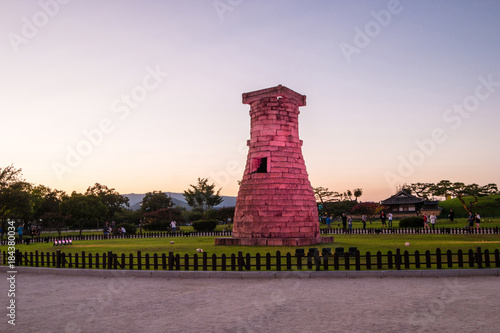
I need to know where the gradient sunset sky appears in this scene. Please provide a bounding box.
[1,0,499,202]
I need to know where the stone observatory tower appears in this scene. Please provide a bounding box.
[216,85,334,246]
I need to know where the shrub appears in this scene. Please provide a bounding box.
[143,220,169,231]
[192,219,217,232]
[121,223,137,235]
[399,217,424,228]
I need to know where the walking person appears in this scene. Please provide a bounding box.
[475,213,481,231]
[388,213,393,228]
[430,213,436,230]
[467,212,474,231]
[423,213,430,230]
[326,216,332,229]
[170,220,177,232]
[348,216,353,233]
[361,214,366,230]
[17,224,24,244]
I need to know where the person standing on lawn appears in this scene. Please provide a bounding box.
[448,209,455,223]
[430,213,437,230]
[380,211,387,227]
[341,213,347,231]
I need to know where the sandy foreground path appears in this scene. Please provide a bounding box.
[1,272,499,333]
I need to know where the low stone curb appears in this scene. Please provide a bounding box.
[1,266,499,278]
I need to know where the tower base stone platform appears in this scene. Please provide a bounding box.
[215,236,334,246]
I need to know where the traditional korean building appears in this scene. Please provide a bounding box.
[381,190,441,217]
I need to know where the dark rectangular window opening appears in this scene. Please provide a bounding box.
[252,157,268,174]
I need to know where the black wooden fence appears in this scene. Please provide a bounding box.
[4,247,499,271]
[320,226,500,235]
[3,230,233,244]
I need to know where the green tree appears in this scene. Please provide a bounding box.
[60,192,107,236]
[85,183,129,226]
[31,185,67,235]
[432,180,498,213]
[141,191,173,214]
[183,178,223,218]
[405,182,434,199]
[350,202,385,223]
[0,165,32,238]
[353,188,363,202]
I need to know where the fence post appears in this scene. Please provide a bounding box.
[467,249,474,268]
[436,248,442,269]
[222,253,227,271]
[168,252,174,270]
[395,249,401,270]
[128,253,133,270]
[238,251,244,271]
[15,249,20,266]
[403,251,410,269]
[266,253,271,270]
[203,252,208,271]
[333,253,340,270]
[137,251,142,270]
[484,249,490,268]
[212,253,217,271]
[231,254,236,271]
[425,250,431,269]
[476,247,483,269]
[387,251,393,269]
[108,251,113,269]
[457,250,463,268]
[314,249,320,271]
[276,251,282,271]
[355,250,361,271]
[494,249,500,267]
[366,251,371,270]
[446,250,453,268]
[56,250,61,268]
[376,251,382,269]
[193,254,198,270]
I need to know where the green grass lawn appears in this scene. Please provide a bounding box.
[6,233,500,258]
[320,217,500,230]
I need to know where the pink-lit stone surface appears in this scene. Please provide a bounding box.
[217,85,332,246]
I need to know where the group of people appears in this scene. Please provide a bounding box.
[422,213,438,230]
[379,211,393,228]
[14,223,41,243]
[467,212,481,230]
[103,221,126,238]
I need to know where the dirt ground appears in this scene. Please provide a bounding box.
[1,272,499,333]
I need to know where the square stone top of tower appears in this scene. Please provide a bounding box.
[242,84,306,106]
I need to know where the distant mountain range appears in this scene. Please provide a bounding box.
[124,192,237,211]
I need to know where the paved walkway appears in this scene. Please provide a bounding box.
[1,269,499,333]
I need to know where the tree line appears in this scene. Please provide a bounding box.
[0,165,229,237]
